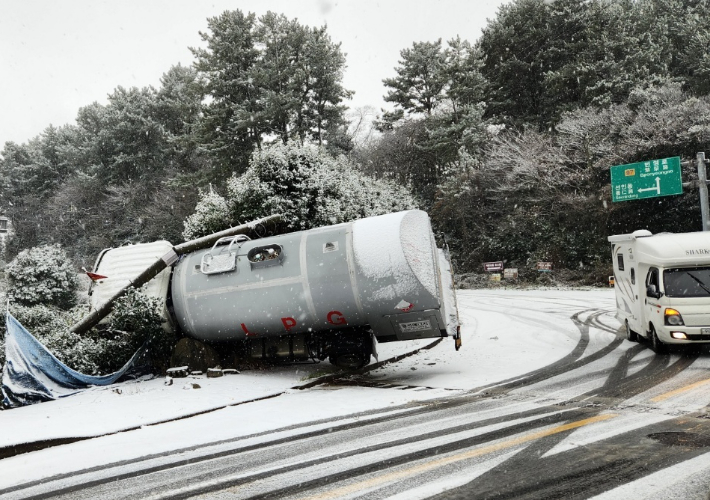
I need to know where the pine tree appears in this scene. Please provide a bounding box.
[192,10,352,174]
[383,39,448,116]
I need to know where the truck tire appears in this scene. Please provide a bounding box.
[625,320,638,342]
[649,325,666,354]
[329,352,369,370]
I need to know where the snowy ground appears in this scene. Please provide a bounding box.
[0,288,619,490]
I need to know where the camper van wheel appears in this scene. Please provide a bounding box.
[625,320,638,342]
[649,325,666,354]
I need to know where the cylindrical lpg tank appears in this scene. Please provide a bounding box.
[170,210,448,342]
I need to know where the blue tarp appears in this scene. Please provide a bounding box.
[1,313,144,408]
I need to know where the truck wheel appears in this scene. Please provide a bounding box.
[649,325,666,354]
[329,353,369,370]
[625,320,638,342]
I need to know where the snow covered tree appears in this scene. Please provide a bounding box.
[74,86,172,185]
[0,61,210,264]
[360,105,489,209]
[383,40,448,116]
[431,126,599,272]
[444,37,488,115]
[191,10,259,176]
[0,288,172,375]
[0,303,107,374]
[155,64,204,143]
[478,0,553,127]
[676,1,710,95]
[476,0,710,129]
[383,37,487,119]
[182,188,231,241]
[0,126,79,253]
[375,36,489,207]
[6,244,78,309]
[555,82,710,236]
[192,10,352,174]
[433,81,710,275]
[105,288,175,373]
[183,142,417,239]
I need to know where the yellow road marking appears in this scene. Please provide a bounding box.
[302,413,617,500]
[650,378,710,403]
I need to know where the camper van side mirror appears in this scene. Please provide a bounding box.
[646,284,662,299]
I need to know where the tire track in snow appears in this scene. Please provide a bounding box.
[1,402,569,500]
[471,309,623,395]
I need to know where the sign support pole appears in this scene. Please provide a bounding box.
[698,152,710,231]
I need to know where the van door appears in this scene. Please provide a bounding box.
[644,267,662,334]
[613,245,639,330]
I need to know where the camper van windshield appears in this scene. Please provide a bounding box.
[664,267,710,297]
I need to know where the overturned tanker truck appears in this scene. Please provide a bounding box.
[82,210,460,369]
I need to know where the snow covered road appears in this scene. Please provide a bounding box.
[4,289,710,499]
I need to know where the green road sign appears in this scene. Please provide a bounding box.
[610,156,683,202]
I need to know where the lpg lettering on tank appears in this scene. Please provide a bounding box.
[281,317,297,331]
[241,323,257,337]
[327,311,347,325]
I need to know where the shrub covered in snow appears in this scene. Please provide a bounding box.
[5,244,78,310]
[106,288,176,372]
[182,189,231,242]
[0,288,175,375]
[183,143,418,239]
[0,303,106,374]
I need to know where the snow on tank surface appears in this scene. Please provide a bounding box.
[352,210,438,302]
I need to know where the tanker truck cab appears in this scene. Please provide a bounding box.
[608,230,710,352]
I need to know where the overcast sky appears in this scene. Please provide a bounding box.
[0,0,509,147]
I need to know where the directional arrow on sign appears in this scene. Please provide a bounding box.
[637,176,661,194]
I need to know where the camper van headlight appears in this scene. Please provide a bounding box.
[664,308,685,326]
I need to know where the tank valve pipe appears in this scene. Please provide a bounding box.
[69,214,282,335]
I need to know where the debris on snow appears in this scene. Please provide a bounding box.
[166,366,189,378]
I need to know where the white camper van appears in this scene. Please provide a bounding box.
[608,230,710,352]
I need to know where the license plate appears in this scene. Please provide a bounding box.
[702,328,710,335]
[399,320,431,333]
